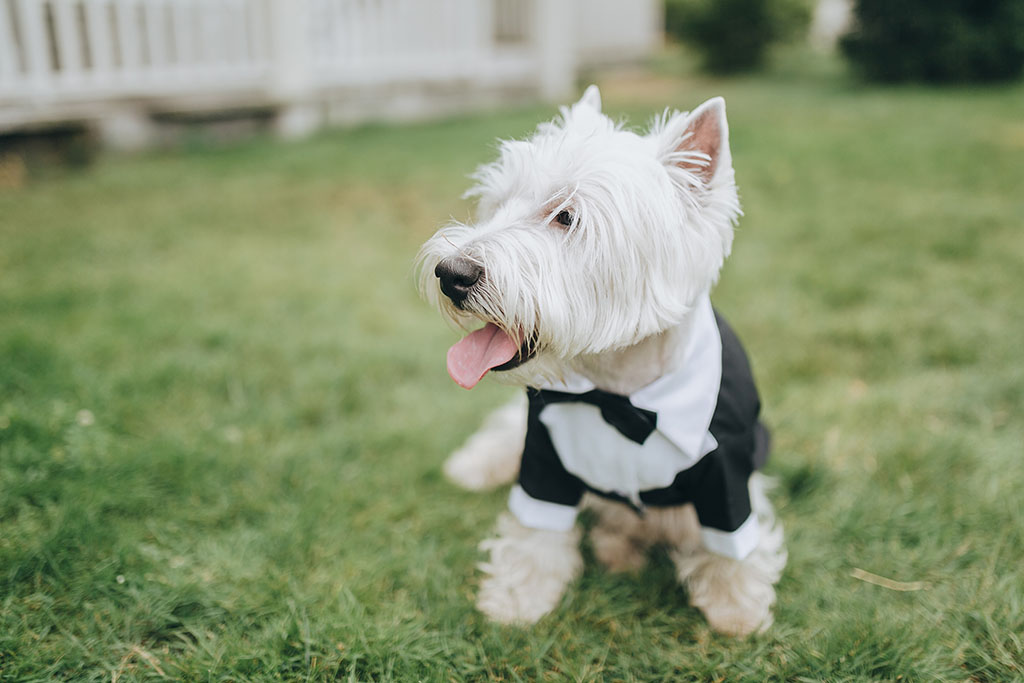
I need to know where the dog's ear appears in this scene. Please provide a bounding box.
[654,97,730,185]
[575,85,602,113]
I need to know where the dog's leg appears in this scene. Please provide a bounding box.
[586,495,657,573]
[443,395,526,491]
[668,474,787,636]
[476,512,582,624]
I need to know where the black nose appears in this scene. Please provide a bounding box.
[435,257,483,306]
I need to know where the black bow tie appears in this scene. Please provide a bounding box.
[529,387,658,445]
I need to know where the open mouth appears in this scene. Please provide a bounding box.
[445,323,536,389]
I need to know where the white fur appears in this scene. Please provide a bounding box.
[443,394,526,491]
[476,513,582,624]
[671,474,787,636]
[418,86,785,636]
[417,87,740,386]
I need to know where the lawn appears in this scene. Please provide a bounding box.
[1,53,1023,680]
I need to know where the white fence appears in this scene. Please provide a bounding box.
[3,0,270,100]
[0,0,583,141]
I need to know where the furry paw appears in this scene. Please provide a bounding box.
[672,522,786,637]
[443,444,519,491]
[476,570,571,625]
[443,397,525,491]
[700,599,773,637]
[476,514,582,624]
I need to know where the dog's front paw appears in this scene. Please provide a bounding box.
[443,444,518,491]
[680,553,776,636]
[673,529,785,637]
[443,398,526,491]
[476,569,568,625]
[699,599,773,637]
[475,514,582,624]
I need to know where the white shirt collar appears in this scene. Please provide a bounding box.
[536,295,723,460]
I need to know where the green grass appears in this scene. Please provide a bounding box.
[2,53,1023,680]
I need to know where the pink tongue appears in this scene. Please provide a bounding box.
[446,323,519,389]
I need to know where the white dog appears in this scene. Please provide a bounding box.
[417,86,786,636]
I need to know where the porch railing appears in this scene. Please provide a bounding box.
[0,0,574,137]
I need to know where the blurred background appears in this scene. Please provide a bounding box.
[1,0,1022,679]
[0,0,662,152]
[2,0,1021,158]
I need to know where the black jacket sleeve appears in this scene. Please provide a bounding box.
[517,388,586,507]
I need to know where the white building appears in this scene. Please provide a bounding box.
[0,0,662,148]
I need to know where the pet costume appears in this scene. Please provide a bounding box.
[508,295,769,560]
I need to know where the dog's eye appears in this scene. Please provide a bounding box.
[555,210,574,228]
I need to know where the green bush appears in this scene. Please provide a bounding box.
[841,0,1024,83]
[665,0,811,74]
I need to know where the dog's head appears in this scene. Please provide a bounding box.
[417,86,741,388]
